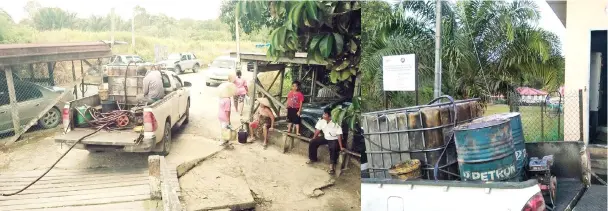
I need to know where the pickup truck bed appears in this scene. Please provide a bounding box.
[555,178,585,211]
[573,184,607,211]
[56,128,142,146]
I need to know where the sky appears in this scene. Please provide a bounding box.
[0,0,565,48]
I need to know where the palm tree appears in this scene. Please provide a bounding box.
[361,0,562,110]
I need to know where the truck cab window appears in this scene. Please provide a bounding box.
[173,76,183,88]
[161,74,171,88]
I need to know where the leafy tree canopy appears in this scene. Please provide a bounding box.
[224,0,361,84]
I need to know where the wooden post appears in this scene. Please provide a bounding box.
[47,62,55,86]
[5,67,21,135]
[80,60,85,98]
[28,64,34,79]
[310,68,316,103]
[249,62,259,122]
[148,155,162,200]
[278,68,285,117]
[72,61,78,99]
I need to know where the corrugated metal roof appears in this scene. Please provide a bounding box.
[0,42,112,66]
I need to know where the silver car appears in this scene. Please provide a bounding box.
[0,77,73,134]
[206,56,237,86]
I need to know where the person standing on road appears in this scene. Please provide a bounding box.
[248,98,275,149]
[139,66,165,104]
[218,82,237,144]
[286,81,304,136]
[306,108,344,175]
[233,70,248,115]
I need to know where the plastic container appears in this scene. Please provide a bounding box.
[101,100,118,113]
[75,106,92,125]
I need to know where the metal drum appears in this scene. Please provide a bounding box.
[454,118,518,182]
[473,113,527,181]
[499,113,527,180]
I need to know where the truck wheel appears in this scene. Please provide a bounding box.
[161,121,172,156]
[192,64,199,73]
[175,66,182,74]
[38,107,61,129]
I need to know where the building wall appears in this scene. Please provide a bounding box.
[564,0,608,142]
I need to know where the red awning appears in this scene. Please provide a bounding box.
[516,87,548,96]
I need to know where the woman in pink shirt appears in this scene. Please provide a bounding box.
[218,83,236,144]
[233,71,248,115]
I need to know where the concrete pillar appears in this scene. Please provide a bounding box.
[148,155,162,199]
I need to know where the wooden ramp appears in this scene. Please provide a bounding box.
[0,168,154,211]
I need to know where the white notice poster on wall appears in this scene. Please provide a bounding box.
[382,54,416,91]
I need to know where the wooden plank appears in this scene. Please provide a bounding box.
[30,200,156,211]
[5,68,21,135]
[0,178,148,193]
[0,173,147,186]
[0,168,146,178]
[0,184,148,201]
[55,129,142,146]
[1,193,150,211]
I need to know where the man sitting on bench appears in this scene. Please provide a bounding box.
[306,107,344,174]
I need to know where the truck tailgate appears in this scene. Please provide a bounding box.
[55,129,142,146]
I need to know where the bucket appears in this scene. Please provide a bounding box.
[101,100,118,113]
[388,159,422,180]
[454,118,518,182]
[475,113,527,180]
[75,106,92,126]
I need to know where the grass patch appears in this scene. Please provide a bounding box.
[485,104,566,142]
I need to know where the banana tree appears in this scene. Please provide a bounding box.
[236,0,361,84]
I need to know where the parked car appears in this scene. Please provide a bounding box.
[299,98,355,137]
[0,74,74,134]
[206,56,238,86]
[108,55,147,65]
[159,52,201,74]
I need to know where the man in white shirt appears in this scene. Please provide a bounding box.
[306,108,344,174]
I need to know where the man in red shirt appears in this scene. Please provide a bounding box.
[287,81,304,136]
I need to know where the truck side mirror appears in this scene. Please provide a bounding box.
[183,81,192,87]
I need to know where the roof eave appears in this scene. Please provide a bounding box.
[547,0,567,28]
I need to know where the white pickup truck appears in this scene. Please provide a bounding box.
[362,141,606,211]
[55,71,191,155]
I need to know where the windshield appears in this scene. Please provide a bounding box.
[125,56,143,63]
[211,60,235,69]
[168,54,181,60]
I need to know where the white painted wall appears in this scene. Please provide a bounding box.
[563,0,608,142]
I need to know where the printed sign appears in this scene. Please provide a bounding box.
[461,164,517,181]
[382,54,416,91]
